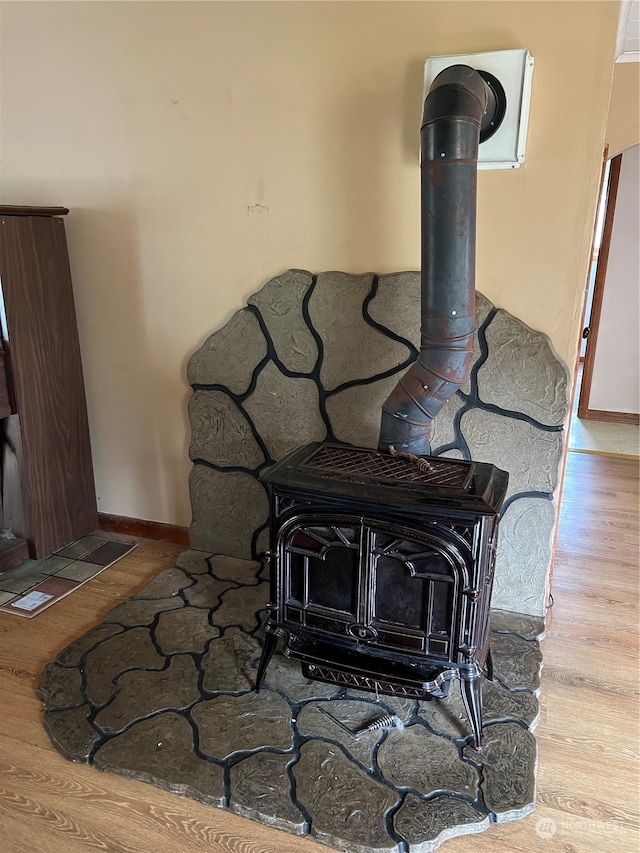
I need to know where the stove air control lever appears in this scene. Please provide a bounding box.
[347,623,378,642]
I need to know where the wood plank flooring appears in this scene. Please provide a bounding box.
[0,451,638,853]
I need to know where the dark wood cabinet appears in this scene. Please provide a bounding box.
[0,206,98,559]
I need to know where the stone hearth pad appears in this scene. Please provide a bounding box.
[38,550,543,853]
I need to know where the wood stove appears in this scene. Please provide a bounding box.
[256,441,508,749]
[256,66,512,750]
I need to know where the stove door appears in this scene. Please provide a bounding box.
[276,515,468,665]
[280,522,362,637]
[370,530,462,660]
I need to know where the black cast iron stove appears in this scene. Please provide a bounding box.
[256,441,508,749]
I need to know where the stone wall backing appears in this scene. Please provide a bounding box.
[187,270,569,617]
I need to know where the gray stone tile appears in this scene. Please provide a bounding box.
[182,574,230,609]
[491,632,543,691]
[192,691,292,759]
[44,705,101,763]
[427,393,465,452]
[55,560,105,584]
[184,269,568,618]
[176,549,215,575]
[56,535,106,559]
[491,608,546,641]
[243,362,326,462]
[326,373,404,449]
[189,390,265,468]
[93,711,225,807]
[369,271,421,345]
[208,554,262,585]
[230,751,307,833]
[37,663,83,709]
[211,582,269,630]
[460,291,496,396]
[201,629,261,693]
[394,793,490,852]
[293,740,398,853]
[103,596,184,627]
[477,678,541,730]
[247,269,317,374]
[94,654,201,733]
[377,724,478,797]
[493,496,557,618]
[0,590,16,606]
[479,309,569,425]
[84,627,166,706]
[186,308,267,394]
[309,271,410,393]
[132,567,193,600]
[460,407,564,497]
[36,555,74,575]
[296,699,401,772]
[463,722,536,820]
[189,466,269,559]
[343,690,417,723]
[418,692,469,740]
[154,607,219,655]
[38,542,541,853]
[0,569,48,594]
[56,623,125,667]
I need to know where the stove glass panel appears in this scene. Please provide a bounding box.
[286,525,359,615]
[372,531,455,643]
[374,556,428,628]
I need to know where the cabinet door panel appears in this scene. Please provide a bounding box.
[0,213,97,556]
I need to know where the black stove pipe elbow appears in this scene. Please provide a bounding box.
[378,65,493,456]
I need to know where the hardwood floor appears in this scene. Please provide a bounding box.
[0,451,637,853]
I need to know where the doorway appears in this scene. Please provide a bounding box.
[577,146,639,426]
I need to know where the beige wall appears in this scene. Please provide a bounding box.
[606,61,640,156]
[0,1,618,527]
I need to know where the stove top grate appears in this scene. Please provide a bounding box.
[300,444,474,490]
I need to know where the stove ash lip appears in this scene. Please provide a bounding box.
[379,64,492,458]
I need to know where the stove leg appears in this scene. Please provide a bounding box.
[460,674,483,750]
[486,646,494,681]
[255,630,278,692]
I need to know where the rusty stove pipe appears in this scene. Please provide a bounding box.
[378,65,494,456]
